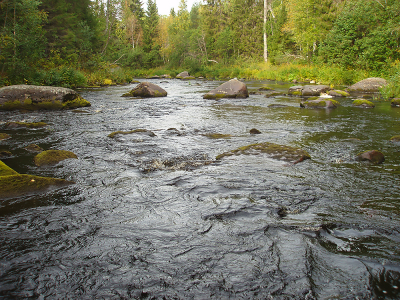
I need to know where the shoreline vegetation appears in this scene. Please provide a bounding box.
[79,61,400,100]
[1,0,400,99]
[1,59,399,99]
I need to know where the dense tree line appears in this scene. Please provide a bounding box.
[0,0,399,86]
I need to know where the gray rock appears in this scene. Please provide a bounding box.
[203,78,249,99]
[301,85,331,96]
[347,77,387,93]
[122,82,167,98]
[0,85,90,110]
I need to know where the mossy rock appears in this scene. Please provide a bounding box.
[216,142,311,164]
[34,150,78,167]
[0,160,18,176]
[390,135,400,142]
[203,78,249,99]
[352,99,375,108]
[108,129,156,138]
[203,133,232,139]
[356,150,385,164]
[25,144,44,152]
[0,174,74,199]
[391,98,400,107]
[328,90,350,97]
[0,133,10,140]
[6,121,47,129]
[300,99,340,109]
[0,85,91,111]
[258,87,273,91]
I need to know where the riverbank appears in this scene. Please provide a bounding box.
[2,61,399,98]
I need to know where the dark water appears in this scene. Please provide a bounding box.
[0,79,400,299]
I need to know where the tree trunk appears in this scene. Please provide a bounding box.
[263,0,267,62]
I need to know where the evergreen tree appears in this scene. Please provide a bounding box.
[0,0,46,82]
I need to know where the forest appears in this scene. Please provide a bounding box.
[1,0,400,96]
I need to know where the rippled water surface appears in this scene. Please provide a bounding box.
[1,79,400,299]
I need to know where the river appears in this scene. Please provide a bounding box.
[0,79,400,299]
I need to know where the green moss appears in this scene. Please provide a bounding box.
[291,91,302,96]
[34,150,78,167]
[0,100,22,110]
[329,90,350,97]
[7,121,48,128]
[391,98,400,107]
[0,133,10,140]
[390,135,400,142]
[0,160,18,176]
[204,133,232,139]
[0,174,74,199]
[353,99,375,108]
[62,96,91,109]
[108,129,156,138]
[216,142,311,163]
[0,96,90,111]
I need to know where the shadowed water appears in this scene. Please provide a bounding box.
[0,79,400,299]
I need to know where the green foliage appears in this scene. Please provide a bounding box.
[0,0,47,83]
[321,0,400,71]
[31,67,87,88]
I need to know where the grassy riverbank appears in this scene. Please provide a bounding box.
[84,61,400,99]
[2,61,399,98]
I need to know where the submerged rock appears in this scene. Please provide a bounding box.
[356,150,385,164]
[0,174,73,199]
[140,154,213,172]
[203,78,249,99]
[122,82,167,98]
[391,98,400,107]
[203,133,232,139]
[34,150,78,167]
[0,151,12,159]
[24,144,44,152]
[6,121,47,129]
[300,99,340,109]
[352,99,375,108]
[108,129,156,138]
[0,160,73,198]
[216,142,311,164]
[0,85,91,111]
[0,133,10,140]
[347,77,387,93]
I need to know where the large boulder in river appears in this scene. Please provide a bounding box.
[0,85,91,111]
[122,82,167,98]
[288,85,331,96]
[216,142,311,164]
[203,78,249,99]
[347,77,387,93]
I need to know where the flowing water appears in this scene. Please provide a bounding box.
[0,79,400,299]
